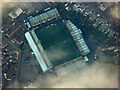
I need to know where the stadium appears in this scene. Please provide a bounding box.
[25,8,90,74]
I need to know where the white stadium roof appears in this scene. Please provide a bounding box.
[25,30,52,72]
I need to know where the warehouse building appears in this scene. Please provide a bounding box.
[8,7,23,19]
[25,30,52,72]
[27,8,60,28]
[66,20,90,55]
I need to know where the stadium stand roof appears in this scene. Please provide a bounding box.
[25,30,52,72]
[55,56,88,76]
[66,20,90,55]
[28,8,60,27]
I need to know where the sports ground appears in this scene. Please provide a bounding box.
[35,19,81,66]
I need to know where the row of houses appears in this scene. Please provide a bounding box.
[66,20,90,55]
[4,22,23,45]
[5,22,22,38]
[0,39,12,51]
[0,39,8,49]
[12,36,23,45]
[27,8,60,28]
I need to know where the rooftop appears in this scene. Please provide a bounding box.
[5,22,22,37]
[55,56,87,76]
[28,8,60,27]
[25,30,52,72]
[8,7,23,19]
[12,36,23,45]
[66,20,90,55]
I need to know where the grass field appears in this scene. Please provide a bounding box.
[35,20,81,66]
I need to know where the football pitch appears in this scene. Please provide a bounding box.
[35,20,81,66]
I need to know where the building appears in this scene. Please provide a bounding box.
[27,8,60,28]
[5,22,22,38]
[55,56,88,76]
[66,20,90,55]
[0,65,2,90]
[0,40,8,49]
[12,36,23,45]
[8,7,23,19]
[26,22,32,29]
[25,30,52,73]
[4,44,12,51]
[0,51,2,65]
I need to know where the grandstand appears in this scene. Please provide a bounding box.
[55,56,88,76]
[25,30,52,72]
[66,20,90,55]
[27,8,60,27]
